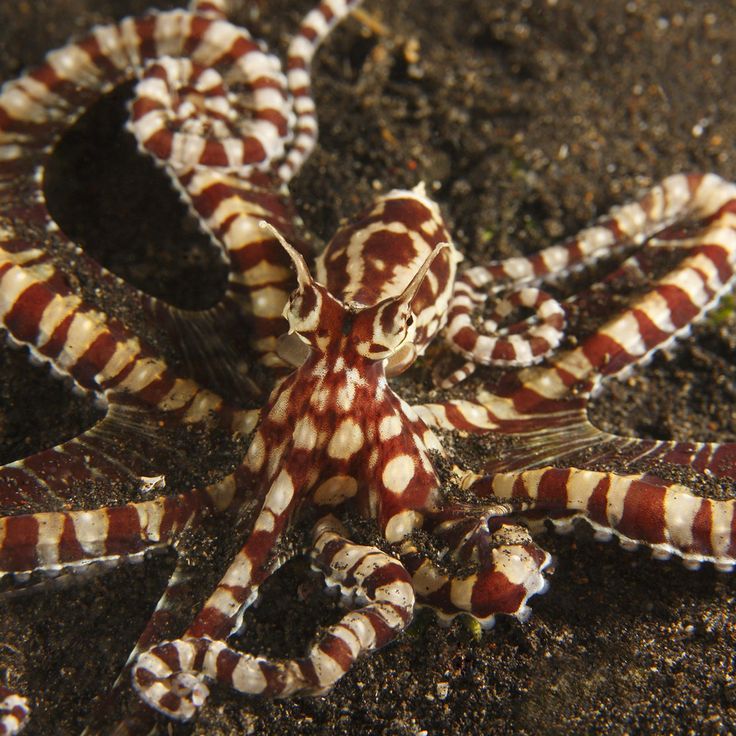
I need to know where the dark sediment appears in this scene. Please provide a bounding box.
[0,1,735,734]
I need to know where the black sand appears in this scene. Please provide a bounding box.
[0,1,735,734]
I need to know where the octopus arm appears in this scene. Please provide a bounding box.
[469,467,736,572]
[132,515,415,719]
[0,486,219,578]
[441,173,736,388]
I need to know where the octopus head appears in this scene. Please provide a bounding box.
[262,221,448,365]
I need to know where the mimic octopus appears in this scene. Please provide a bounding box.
[0,0,735,733]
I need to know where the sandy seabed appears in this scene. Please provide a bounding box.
[0,1,735,734]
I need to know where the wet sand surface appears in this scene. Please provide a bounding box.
[0,1,735,734]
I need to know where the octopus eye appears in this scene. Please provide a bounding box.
[286,296,300,318]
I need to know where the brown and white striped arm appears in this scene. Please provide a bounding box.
[189,0,230,20]
[0,0,365,380]
[125,1,367,366]
[0,484,230,578]
[0,240,236,422]
[415,393,736,485]
[465,467,736,573]
[0,235,256,504]
[80,552,224,734]
[488,176,736,412]
[279,0,366,182]
[441,282,566,387]
[442,173,736,386]
[400,507,551,628]
[466,173,735,287]
[131,515,415,720]
[587,436,736,482]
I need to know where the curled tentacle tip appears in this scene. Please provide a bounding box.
[133,673,209,722]
[171,673,210,708]
[132,644,211,722]
[0,689,30,736]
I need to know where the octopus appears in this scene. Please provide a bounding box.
[0,0,734,734]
